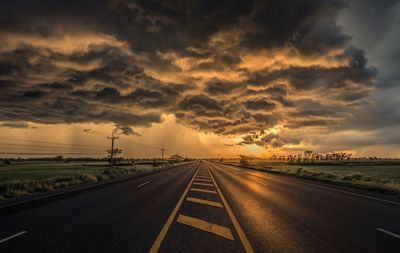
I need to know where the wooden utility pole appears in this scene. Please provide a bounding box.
[160,147,167,161]
[107,132,119,167]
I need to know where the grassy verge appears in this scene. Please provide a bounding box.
[219,159,400,195]
[0,162,168,200]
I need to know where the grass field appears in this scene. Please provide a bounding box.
[0,161,164,200]
[221,159,400,195]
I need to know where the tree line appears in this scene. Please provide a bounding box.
[270,151,353,164]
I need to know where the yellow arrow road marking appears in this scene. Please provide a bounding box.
[192,182,214,187]
[196,175,211,179]
[190,188,217,194]
[195,178,212,182]
[186,197,223,208]
[177,215,234,240]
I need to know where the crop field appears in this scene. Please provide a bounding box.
[222,159,400,195]
[0,161,161,200]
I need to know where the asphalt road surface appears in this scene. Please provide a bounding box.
[0,161,399,252]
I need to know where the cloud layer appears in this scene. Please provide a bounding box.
[1,0,395,152]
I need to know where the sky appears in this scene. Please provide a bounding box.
[0,0,399,158]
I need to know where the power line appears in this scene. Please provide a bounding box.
[125,140,160,150]
[0,137,102,149]
[0,143,105,151]
[0,108,110,138]
[0,152,102,155]
[54,124,109,137]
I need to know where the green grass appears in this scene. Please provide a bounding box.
[0,161,163,199]
[222,159,400,195]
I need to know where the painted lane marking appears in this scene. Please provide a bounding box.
[190,188,217,194]
[208,167,255,253]
[148,168,199,253]
[192,182,214,187]
[186,197,223,208]
[196,175,211,179]
[377,228,400,239]
[248,172,260,176]
[177,214,233,240]
[137,181,151,188]
[0,231,27,244]
[284,178,400,206]
[255,180,267,186]
[195,178,212,182]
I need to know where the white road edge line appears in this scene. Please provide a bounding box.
[0,231,27,244]
[377,228,400,239]
[137,181,150,188]
[284,178,400,206]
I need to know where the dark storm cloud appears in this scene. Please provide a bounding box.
[239,0,348,53]
[204,79,246,95]
[285,119,332,129]
[245,51,376,92]
[241,84,295,107]
[179,94,223,112]
[237,130,302,148]
[243,98,276,111]
[115,124,141,136]
[335,0,400,150]
[0,35,189,129]
[0,0,392,148]
[1,121,30,129]
[252,113,279,124]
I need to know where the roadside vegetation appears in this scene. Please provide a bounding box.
[0,160,173,200]
[220,158,400,195]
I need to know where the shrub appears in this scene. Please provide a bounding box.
[78,174,98,183]
[341,174,364,181]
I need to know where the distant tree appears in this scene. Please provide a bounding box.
[55,155,63,162]
[107,148,123,165]
[347,153,352,160]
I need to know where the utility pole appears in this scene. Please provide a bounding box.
[107,131,119,167]
[160,147,167,161]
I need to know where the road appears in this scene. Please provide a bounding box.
[0,161,399,252]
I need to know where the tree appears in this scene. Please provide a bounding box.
[107,148,123,165]
[55,155,63,162]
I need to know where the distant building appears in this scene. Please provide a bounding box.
[170,154,185,162]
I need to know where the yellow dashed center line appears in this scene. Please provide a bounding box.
[190,188,217,194]
[195,178,212,182]
[177,214,234,240]
[192,182,214,187]
[208,166,255,253]
[186,197,223,208]
[196,176,211,179]
[149,165,253,253]
[148,168,199,253]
